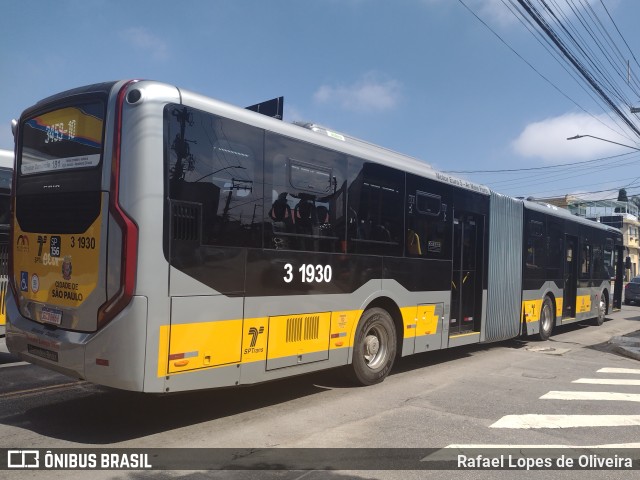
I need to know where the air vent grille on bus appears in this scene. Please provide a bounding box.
[171,201,202,242]
[16,192,101,234]
[286,315,320,343]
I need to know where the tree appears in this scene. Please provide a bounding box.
[618,188,629,202]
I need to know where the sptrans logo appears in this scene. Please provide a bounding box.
[244,326,265,354]
[249,326,264,347]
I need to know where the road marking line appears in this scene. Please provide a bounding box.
[597,367,640,375]
[0,361,30,369]
[541,391,640,402]
[490,414,640,429]
[572,378,640,386]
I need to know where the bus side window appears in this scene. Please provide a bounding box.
[405,178,451,259]
[165,106,263,249]
[265,133,346,253]
[347,160,404,256]
[581,244,592,277]
[604,238,615,278]
[526,220,545,270]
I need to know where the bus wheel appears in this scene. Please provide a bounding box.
[538,296,554,341]
[593,296,606,326]
[349,307,397,386]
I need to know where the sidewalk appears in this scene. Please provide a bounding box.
[609,329,640,361]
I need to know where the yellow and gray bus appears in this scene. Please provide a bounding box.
[5,80,624,392]
[0,148,12,336]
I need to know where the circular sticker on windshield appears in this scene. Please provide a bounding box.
[31,273,40,293]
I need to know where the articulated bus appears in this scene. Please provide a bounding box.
[0,149,12,336]
[6,80,624,392]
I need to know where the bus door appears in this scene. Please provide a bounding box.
[450,212,483,335]
[563,235,578,318]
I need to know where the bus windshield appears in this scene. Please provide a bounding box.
[20,102,105,176]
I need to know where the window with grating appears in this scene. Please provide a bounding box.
[171,201,201,242]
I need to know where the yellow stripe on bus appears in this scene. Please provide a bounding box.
[523,295,596,323]
[158,309,363,377]
[157,295,595,378]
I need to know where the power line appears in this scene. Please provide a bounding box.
[456,0,640,200]
[515,0,640,138]
[599,0,640,72]
[462,0,638,144]
[457,0,598,119]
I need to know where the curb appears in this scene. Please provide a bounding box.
[609,334,640,361]
[612,345,640,361]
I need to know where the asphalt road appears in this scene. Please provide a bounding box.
[1,306,640,480]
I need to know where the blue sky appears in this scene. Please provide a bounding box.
[2,0,640,201]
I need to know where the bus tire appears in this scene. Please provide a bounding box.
[593,294,606,326]
[349,307,397,386]
[538,296,554,341]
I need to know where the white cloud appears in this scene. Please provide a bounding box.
[283,104,305,124]
[511,112,638,162]
[424,0,518,26]
[313,73,402,112]
[474,0,519,27]
[120,27,169,61]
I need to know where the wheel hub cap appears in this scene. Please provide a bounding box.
[365,335,380,358]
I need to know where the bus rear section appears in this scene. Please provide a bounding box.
[6,81,154,390]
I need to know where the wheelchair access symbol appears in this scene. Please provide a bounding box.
[20,271,29,292]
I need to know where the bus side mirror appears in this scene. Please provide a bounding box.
[11,119,17,138]
[625,257,632,270]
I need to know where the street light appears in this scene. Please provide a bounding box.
[566,134,640,151]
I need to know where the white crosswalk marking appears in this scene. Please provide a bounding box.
[572,378,640,386]
[597,367,640,375]
[491,367,640,432]
[540,391,640,402]
[490,414,640,429]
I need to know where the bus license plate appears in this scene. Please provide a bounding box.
[27,344,59,362]
[41,307,63,325]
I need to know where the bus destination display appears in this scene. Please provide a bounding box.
[20,103,104,175]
